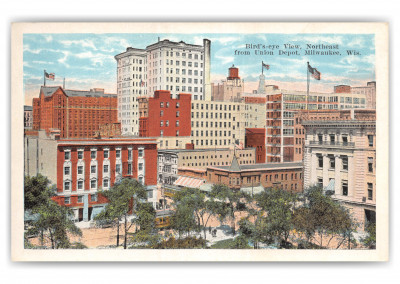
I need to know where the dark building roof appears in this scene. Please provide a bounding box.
[40,86,117,98]
[209,162,303,172]
[24,105,33,111]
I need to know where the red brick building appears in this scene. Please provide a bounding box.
[207,157,303,193]
[32,86,118,139]
[138,90,191,137]
[245,128,266,163]
[334,85,351,93]
[24,130,158,222]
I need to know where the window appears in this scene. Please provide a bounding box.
[64,181,70,191]
[342,181,348,196]
[139,148,144,158]
[91,165,96,174]
[318,134,323,143]
[160,102,164,108]
[342,135,348,145]
[368,183,373,200]
[176,111,180,117]
[91,179,97,189]
[91,194,97,202]
[104,150,109,159]
[368,135,374,147]
[91,150,96,159]
[128,149,132,160]
[71,178,81,190]
[64,151,70,160]
[368,157,374,172]
[103,165,109,173]
[317,178,323,188]
[138,176,144,184]
[329,134,335,144]
[160,110,164,117]
[78,151,83,159]
[342,156,348,170]
[318,154,323,168]
[176,120,179,127]
[64,166,70,175]
[116,164,121,174]
[329,155,335,169]
[103,179,109,188]
[139,163,143,171]
[116,149,121,159]
[64,197,70,204]
[77,196,83,203]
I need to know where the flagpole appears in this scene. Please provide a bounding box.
[63,77,65,89]
[261,61,264,75]
[44,70,46,86]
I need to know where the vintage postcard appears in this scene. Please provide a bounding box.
[11,22,389,261]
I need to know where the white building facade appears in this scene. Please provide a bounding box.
[115,39,211,136]
[303,111,376,231]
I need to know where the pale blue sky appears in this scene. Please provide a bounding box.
[23,33,375,105]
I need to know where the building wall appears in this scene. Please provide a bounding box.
[303,113,376,230]
[351,81,376,109]
[115,48,147,136]
[24,131,158,221]
[245,128,266,163]
[32,87,118,139]
[207,164,303,192]
[190,99,266,149]
[139,90,191,138]
[24,107,33,129]
[264,89,367,163]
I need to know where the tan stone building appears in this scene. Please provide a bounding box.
[303,109,376,231]
[190,99,266,149]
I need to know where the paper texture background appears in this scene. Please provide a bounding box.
[11,22,389,261]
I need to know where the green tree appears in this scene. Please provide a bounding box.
[209,184,246,236]
[172,187,216,241]
[255,188,297,247]
[129,202,160,248]
[95,178,147,249]
[293,186,356,248]
[26,201,82,249]
[170,202,197,239]
[362,222,376,249]
[24,174,55,211]
[24,175,82,249]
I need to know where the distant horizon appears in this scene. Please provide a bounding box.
[23,33,375,105]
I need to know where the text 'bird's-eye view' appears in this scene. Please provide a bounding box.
[23,33,377,250]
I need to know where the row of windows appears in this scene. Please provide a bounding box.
[192,111,233,120]
[191,130,232,137]
[160,110,180,117]
[164,51,202,60]
[64,193,97,205]
[64,148,144,161]
[64,179,107,191]
[192,103,240,111]
[160,120,180,127]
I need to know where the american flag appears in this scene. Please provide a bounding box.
[45,71,55,80]
[235,141,244,150]
[140,80,145,87]
[308,64,321,80]
[262,62,270,70]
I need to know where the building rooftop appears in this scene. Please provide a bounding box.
[24,105,33,111]
[40,86,117,98]
[158,147,254,154]
[208,161,303,172]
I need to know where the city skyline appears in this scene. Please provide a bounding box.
[23,33,375,105]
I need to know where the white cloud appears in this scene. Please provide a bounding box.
[60,39,98,50]
[44,35,53,42]
[347,37,365,48]
[58,51,71,68]
[215,55,234,65]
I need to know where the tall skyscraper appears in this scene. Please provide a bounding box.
[115,38,211,136]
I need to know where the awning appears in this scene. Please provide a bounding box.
[174,176,205,189]
[324,179,335,192]
[240,186,265,195]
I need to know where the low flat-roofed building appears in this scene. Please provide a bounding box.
[206,156,303,193]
